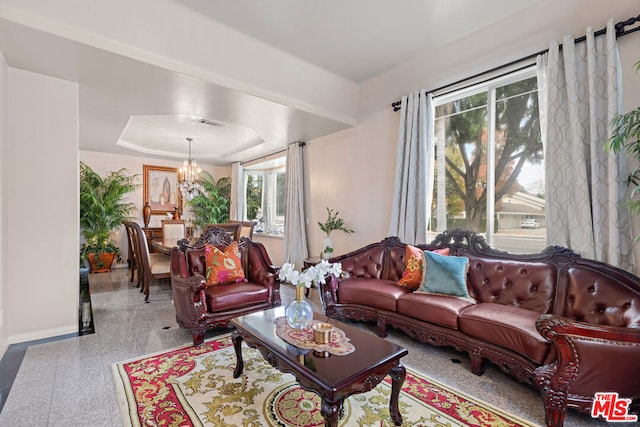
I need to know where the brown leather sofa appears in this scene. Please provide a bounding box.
[318,229,640,427]
[170,226,281,345]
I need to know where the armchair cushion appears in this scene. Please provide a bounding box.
[205,242,246,286]
[204,282,270,313]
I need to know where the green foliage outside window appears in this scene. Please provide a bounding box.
[245,174,263,221]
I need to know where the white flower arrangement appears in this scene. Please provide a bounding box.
[278,260,343,288]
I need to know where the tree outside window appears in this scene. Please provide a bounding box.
[431,70,545,253]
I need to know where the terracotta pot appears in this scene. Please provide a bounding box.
[87,252,116,273]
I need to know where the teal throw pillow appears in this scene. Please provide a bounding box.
[416,250,473,301]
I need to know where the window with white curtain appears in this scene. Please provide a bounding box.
[243,156,286,236]
[429,67,546,253]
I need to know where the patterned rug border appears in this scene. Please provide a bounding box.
[111,332,538,427]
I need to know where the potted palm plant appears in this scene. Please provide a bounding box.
[79,162,139,272]
[184,171,231,231]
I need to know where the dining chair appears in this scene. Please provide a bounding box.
[161,219,186,246]
[131,221,171,302]
[123,221,140,286]
[227,220,256,240]
[206,222,242,241]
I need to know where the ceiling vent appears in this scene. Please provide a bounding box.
[198,118,224,127]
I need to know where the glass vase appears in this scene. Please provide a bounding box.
[286,286,313,330]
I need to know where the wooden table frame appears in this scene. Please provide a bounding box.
[230,310,407,426]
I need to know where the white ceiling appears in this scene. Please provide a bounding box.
[0,0,638,166]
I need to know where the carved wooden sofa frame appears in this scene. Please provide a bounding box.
[319,229,640,426]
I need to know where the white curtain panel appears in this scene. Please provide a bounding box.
[283,142,308,265]
[538,20,633,270]
[388,90,435,244]
[229,162,244,221]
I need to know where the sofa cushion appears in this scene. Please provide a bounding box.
[204,282,269,313]
[337,278,410,312]
[416,251,472,301]
[459,303,550,364]
[205,242,246,286]
[397,245,450,290]
[339,246,386,279]
[465,255,556,313]
[565,267,640,328]
[397,292,474,329]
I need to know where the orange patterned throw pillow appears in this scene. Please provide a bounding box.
[397,245,450,290]
[204,242,246,286]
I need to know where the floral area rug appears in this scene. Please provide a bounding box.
[112,333,536,427]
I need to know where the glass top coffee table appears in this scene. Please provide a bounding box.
[231,306,408,427]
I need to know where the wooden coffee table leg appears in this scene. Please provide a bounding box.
[231,331,244,378]
[320,398,343,427]
[389,363,406,426]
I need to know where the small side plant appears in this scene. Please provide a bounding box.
[318,207,354,237]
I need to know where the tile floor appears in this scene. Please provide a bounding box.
[0,268,628,426]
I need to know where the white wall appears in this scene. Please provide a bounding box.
[304,108,399,257]
[6,68,79,342]
[80,150,230,266]
[0,50,8,357]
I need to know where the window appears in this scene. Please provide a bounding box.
[243,157,286,236]
[430,68,545,253]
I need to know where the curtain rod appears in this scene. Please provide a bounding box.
[391,13,640,111]
[239,142,305,166]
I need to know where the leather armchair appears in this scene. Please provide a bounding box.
[535,315,640,426]
[170,226,281,345]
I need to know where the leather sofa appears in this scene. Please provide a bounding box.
[170,226,281,345]
[318,229,640,427]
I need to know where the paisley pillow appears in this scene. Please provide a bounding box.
[204,241,246,286]
[397,245,450,290]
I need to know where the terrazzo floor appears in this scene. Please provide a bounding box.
[0,268,630,426]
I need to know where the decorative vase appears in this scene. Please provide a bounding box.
[321,235,334,260]
[285,286,313,330]
[143,202,151,227]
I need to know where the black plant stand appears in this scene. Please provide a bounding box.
[79,268,95,335]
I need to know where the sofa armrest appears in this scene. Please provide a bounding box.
[243,240,277,286]
[318,275,340,316]
[535,314,640,425]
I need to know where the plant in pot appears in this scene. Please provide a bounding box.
[605,60,640,238]
[318,207,354,259]
[184,172,231,233]
[79,162,139,272]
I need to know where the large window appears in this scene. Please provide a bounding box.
[430,68,545,253]
[243,158,286,236]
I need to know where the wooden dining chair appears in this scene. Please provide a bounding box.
[205,222,242,241]
[227,220,256,240]
[131,221,171,302]
[123,221,140,286]
[161,219,186,246]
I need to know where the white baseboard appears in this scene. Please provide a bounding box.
[8,324,77,345]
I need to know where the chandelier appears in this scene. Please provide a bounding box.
[178,137,203,201]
